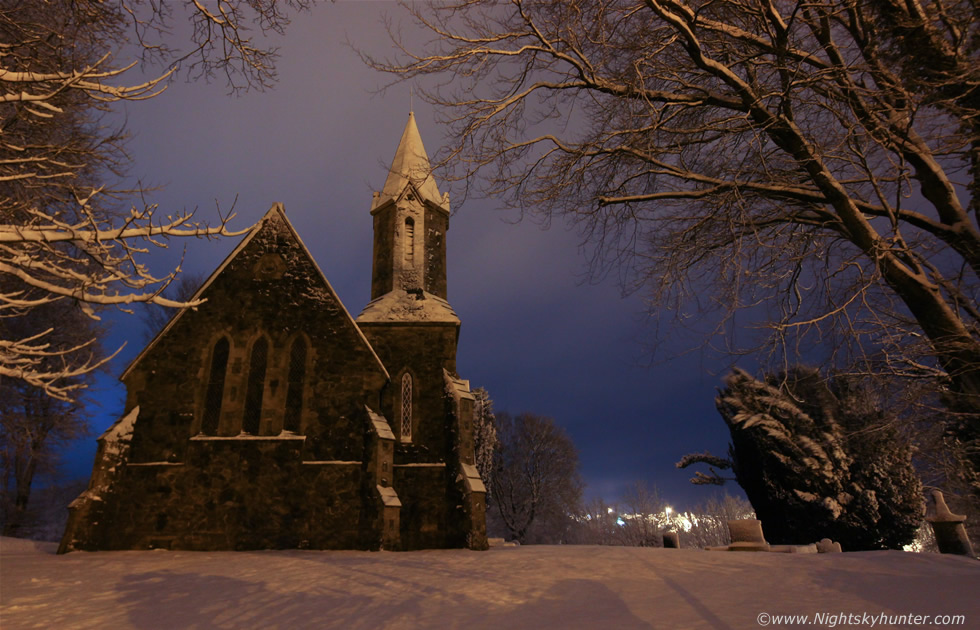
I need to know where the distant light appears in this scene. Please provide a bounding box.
[616,518,625,527]
[607,507,614,514]
[665,506,672,516]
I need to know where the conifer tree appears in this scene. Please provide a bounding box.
[470,387,498,495]
[680,367,922,550]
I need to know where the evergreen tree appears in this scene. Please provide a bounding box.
[470,387,498,496]
[679,367,922,550]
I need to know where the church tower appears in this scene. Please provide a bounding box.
[367,111,450,300]
[356,113,479,549]
[357,111,460,407]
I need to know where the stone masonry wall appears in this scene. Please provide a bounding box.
[70,438,365,550]
[62,206,485,552]
[125,210,388,461]
[67,209,389,550]
[371,207,396,299]
[359,323,458,462]
[423,207,448,299]
[393,464,451,550]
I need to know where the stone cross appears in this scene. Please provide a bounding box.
[925,490,976,557]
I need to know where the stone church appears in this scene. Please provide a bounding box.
[59,114,488,552]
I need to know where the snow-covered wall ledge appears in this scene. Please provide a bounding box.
[188,434,306,441]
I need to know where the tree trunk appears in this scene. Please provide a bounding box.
[3,455,37,537]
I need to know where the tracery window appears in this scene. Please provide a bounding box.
[242,337,268,434]
[284,337,307,433]
[400,372,413,442]
[404,217,415,267]
[201,337,229,435]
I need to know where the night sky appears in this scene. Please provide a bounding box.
[63,2,744,510]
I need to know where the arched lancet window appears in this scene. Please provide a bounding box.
[201,337,229,435]
[242,337,268,434]
[400,372,413,442]
[404,217,415,267]
[284,337,307,433]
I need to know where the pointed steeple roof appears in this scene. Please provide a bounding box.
[375,112,448,212]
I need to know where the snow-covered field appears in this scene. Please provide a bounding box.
[2,537,978,629]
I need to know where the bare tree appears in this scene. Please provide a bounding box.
[1,0,314,399]
[573,496,620,545]
[608,482,664,546]
[0,299,100,537]
[0,382,91,537]
[363,0,980,503]
[137,272,205,342]
[490,412,583,544]
[682,493,755,549]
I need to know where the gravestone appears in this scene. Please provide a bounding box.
[815,538,842,553]
[727,519,770,551]
[925,490,976,557]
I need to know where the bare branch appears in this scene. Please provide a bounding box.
[361,0,980,503]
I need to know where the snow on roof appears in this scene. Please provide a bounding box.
[458,462,486,494]
[69,406,140,509]
[99,405,139,450]
[365,406,395,440]
[392,463,446,468]
[356,289,460,324]
[444,369,475,402]
[377,485,402,507]
[188,434,306,441]
[121,204,389,381]
[373,112,448,214]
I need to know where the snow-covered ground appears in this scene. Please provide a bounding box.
[2,537,978,629]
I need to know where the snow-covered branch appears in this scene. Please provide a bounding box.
[0,0,314,399]
[363,0,980,406]
[359,0,980,508]
[0,330,117,401]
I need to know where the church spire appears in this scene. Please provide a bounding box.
[363,113,452,303]
[373,112,449,213]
